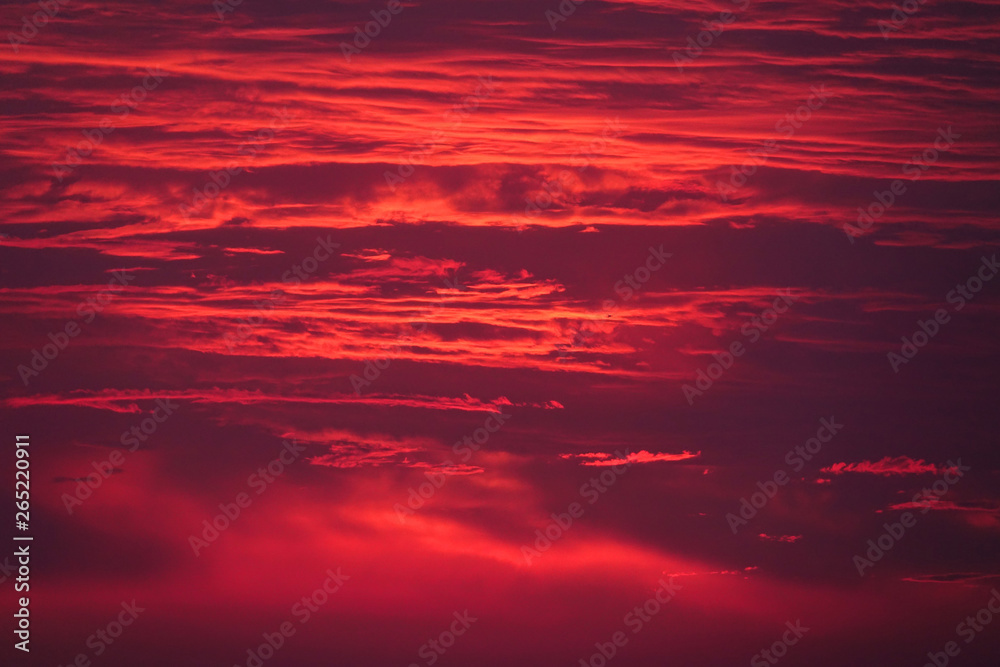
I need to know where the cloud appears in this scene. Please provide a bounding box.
[886,499,1000,513]
[901,572,1000,584]
[758,533,803,543]
[821,456,950,476]
[561,450,701,466]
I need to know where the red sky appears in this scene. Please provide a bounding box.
[2,0,1000,665]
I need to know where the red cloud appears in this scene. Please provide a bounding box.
[561,450,700,466]
[758,534,802,543]
[886,499,1000,513]
[820,456,948,476]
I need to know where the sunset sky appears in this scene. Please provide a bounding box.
[2,0,1000,665]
